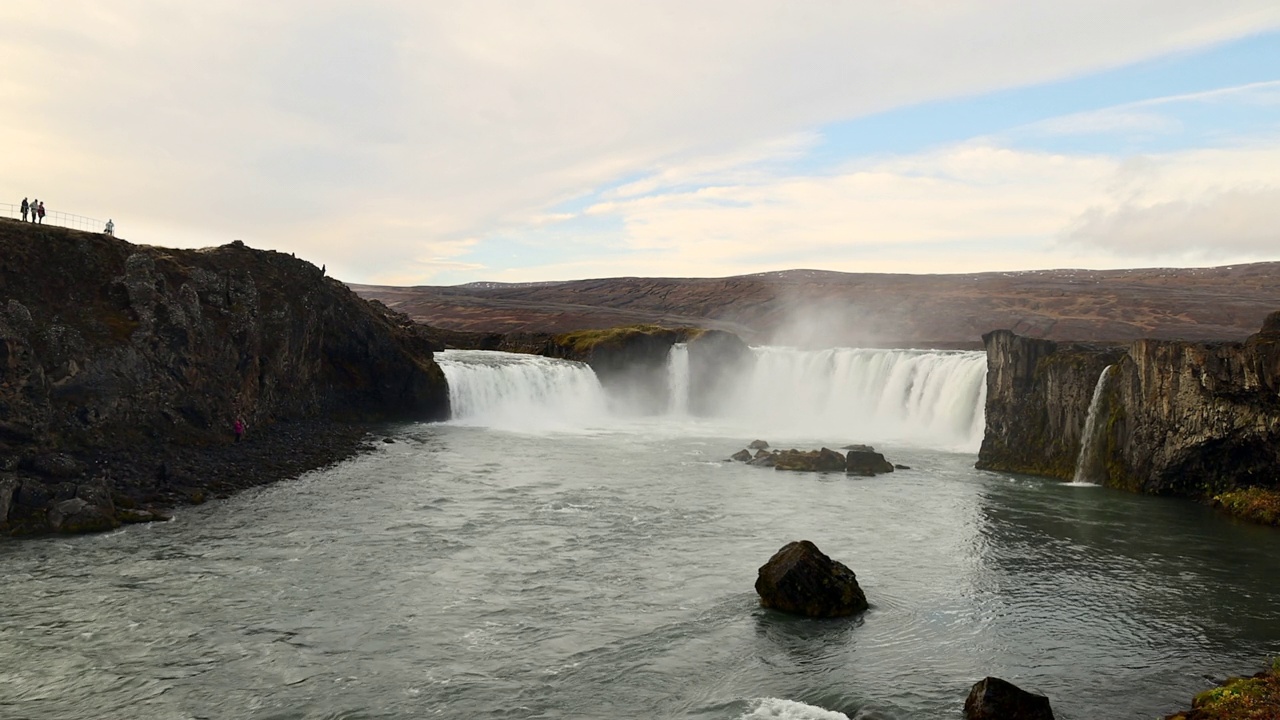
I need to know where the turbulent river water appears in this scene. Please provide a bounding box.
[3,347,1279,720]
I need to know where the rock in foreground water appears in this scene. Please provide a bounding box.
[964,677,1054,720]
[755,540,868,618]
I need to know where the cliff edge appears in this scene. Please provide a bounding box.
[978,313,1280,511]
[0,220,449,534]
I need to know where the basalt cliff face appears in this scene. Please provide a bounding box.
[978,313,1280,498]
[0,220,449,534]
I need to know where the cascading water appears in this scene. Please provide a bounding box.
[707,347,988,451]
[437,345,987,452]
[1070,365,1114,485]
[666,343,690,415]
[435,349,609,432]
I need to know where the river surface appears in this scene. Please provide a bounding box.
[2,348,1279,720]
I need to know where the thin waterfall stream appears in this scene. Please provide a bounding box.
[1071,365,1114,485]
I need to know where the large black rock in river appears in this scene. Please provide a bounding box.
[755,540,868,618]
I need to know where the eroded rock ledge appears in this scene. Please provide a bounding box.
[977,312,1280,504]
[0,221,449,534]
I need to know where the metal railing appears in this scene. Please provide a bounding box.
[0,202,106,233]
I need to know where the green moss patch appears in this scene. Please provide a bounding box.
[1211,487,1280,526]
[1167,664,1280,720]
[553,324,697,354]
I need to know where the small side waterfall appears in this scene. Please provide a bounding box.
[435,350,609,431]
[666,343,690,415]
[1071,365,1114,485]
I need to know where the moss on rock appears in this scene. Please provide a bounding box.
[1211,487,1280,526]
[1166,662,1280,720]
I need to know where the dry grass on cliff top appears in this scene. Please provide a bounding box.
[553,324,700,354]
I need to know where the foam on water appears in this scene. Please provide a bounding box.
[740,698,850,720]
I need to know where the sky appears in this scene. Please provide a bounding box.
[2,2,1279,286]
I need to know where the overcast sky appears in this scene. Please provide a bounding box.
[3,2,1279,285]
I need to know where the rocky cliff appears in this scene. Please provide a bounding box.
[977,313,1280,501]
[0,220,449,534]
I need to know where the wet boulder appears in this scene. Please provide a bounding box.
[775,448,846,472]
[964,677,1054,720]
[748,439,770,450]
[731,449,752,462]
[846,449,894,476]
[755,540,868,618]
[749,453,777,468]
[47,497,118,534]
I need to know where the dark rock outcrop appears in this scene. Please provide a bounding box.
[687,330,757,415]
[0,221,450,534]
[749,439,770,449]
[730,449,752,462]
[755,540,868,618]
[977,330,1125,478]
[774,448,846,472]
[964,677,1054,720]
[977,314,1280,501]
[846,449,894,476]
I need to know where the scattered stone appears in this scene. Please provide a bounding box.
[0,475,17,528]
[753,449,771,459]
[748,454,777,468]
[382,437,396,444]
[841,443,875,453]
[964,677,1055,720]
[775,448,846,472]
[24,453,87,479]
[754,540,868,618]
[118,508,173,524]
[846,450,895,476]
[748,439,770,450]
[894,464,911,470]
[730,449,752,462]
[47,498,118,534]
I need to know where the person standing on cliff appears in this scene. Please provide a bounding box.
[104,219,114,236]
[20,197,29,222]
[233,417,247,443]
[36,201,45,224]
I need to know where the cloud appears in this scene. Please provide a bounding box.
[2,2,1279,282]
[1064,188,1280,257]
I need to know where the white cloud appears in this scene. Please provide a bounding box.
[1,2,1279,282]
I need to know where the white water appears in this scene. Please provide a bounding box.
[1070,365,1114,486]
[435,350,609,431]
[667,343,690,416]
[440,346,987,452]
[708,347,987,452]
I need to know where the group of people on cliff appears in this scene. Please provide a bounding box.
[19,197,45,224]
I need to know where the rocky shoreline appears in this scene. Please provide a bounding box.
[0,219,449,535]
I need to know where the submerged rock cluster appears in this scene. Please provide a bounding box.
[729,440,896,476]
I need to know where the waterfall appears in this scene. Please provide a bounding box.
[436,345,987,451]
[666,343,690,415]
[435,350,609,431]
[1070,365,1114,485]
[705,347,988,452]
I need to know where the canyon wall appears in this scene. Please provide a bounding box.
[0,222,449,533]
[977,313,1280,497]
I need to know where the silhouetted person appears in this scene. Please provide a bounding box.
[36,201,45,224]
[20,197,28,222]
[104,219,114,236]
[233,417,246,443]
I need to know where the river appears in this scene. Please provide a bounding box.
[2,347,1278,719]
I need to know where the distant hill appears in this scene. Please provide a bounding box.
[352,263,1280,347]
